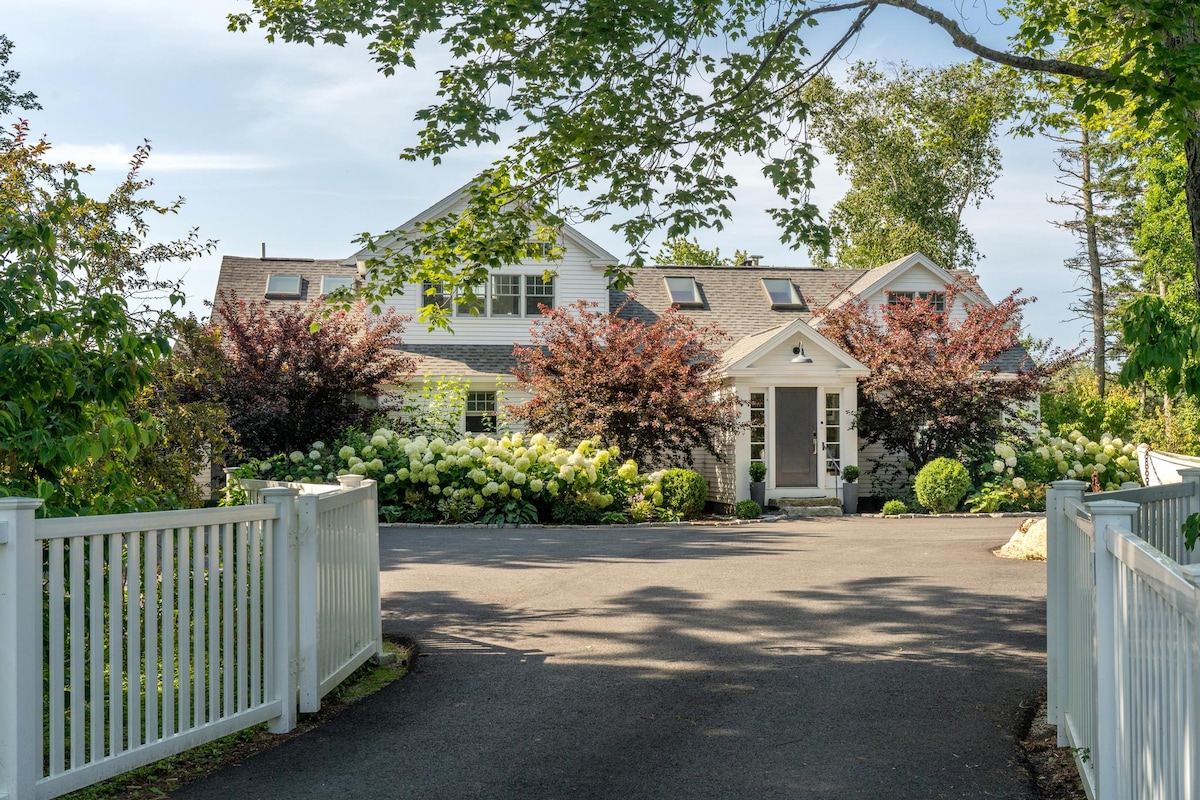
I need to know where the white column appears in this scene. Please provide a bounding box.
[1088,499,1139,800]
[0,498,45,800]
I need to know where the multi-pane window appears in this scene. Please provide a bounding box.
[456,285,486,316]
[887,290,945,313]
[422,281,452,311]
[525,275,555,316]
[491,275,522,317]
[825,392,841,476]
[749,392,766,468]
[465,392,497,433]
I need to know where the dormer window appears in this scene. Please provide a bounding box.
[665,276,703,307]
[265,274,302,299]
[762,278,804,309]
[320,275,355,295]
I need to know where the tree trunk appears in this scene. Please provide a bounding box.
[1186,121,1200,307]
[1081,127,1106,397]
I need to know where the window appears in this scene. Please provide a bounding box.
[491,275,522,316]
[825,392,841,476]
[265,274,302,299]
[887,290,945,313]
[422,281,452,312]
[761,278,804,308]
[465,392,497,432]
[321,275,355,295]
[525,275,555,316]
[664,276,703,307]
[525,241,559,260]
[749,392,766,467]
[456,284,486,317]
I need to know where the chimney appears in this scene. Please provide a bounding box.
[743,254,763,267]
[261,242,266,259]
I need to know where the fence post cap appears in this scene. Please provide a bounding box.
[0,497,45,511]
[1049,480,1088,490]
[337,475,364,489]
[1176,468,1200,478]
[1085,498,1140,515]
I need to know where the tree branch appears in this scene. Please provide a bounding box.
[873,0,1113,83]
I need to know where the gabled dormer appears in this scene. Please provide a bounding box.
[342,183,620,345]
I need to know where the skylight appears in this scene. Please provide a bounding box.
[265,274,302,298]
[762,278,804,308]
[321,275,355,295]
[665,276,703,307]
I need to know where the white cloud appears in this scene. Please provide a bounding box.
[48,143,280,172]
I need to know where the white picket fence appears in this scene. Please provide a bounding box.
[1047,475,1200,800]
[0,476,381,800]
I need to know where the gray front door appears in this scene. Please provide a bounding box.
[775,388,818,487]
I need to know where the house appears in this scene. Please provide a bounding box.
[213,187,1026,507]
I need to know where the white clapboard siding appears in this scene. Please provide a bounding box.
[395,246,611,346]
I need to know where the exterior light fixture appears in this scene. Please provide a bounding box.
[791,343,813,364]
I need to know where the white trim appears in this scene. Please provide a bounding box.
[720,318,870,376]
[344,183,619,265]
[822,252,989,311]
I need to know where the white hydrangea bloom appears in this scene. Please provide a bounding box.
[1012,477,1027,491]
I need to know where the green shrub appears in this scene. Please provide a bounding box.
[913,458,971,514]
[660,468,707,519]
[551,502,603,525]
[734,499,762,519]
[748,461,767,482]
[881,499,908,516]
[842,465,860,483]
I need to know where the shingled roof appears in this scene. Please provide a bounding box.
[401,344,520,378]
[611,265,869,341]
[214,255,357,306]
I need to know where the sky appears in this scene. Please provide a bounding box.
[5,0,1087,347]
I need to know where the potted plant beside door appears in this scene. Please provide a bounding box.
[748,461,767,507]
[842,465,861,514]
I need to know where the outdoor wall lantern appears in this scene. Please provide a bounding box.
[791,343,813,364]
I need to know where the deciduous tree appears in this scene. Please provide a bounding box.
[804,60,1019,270]
[0,122,213,515]
[509,301,741,468]
[210,294,417,458]
[230,0,1200,321]
[655,237,748,266]
[817,284,1075,475]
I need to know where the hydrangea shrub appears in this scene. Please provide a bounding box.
[233,427,668,523]
[968,428,1146,512]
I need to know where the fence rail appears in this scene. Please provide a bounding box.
[0,477,380,800]
[1047,479,1200,800]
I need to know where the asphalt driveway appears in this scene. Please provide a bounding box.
[174,516,1046,800]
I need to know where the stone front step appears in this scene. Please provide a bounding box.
[774,496,843,518]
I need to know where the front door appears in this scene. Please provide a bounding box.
[775,388,818,487]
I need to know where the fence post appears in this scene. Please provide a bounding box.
[262,487,299,734]
[1046,480,1086,735]
[296,493,319,713]
[0,498,44,800]
[365,480,383,658]
[1089,499,1139,800]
